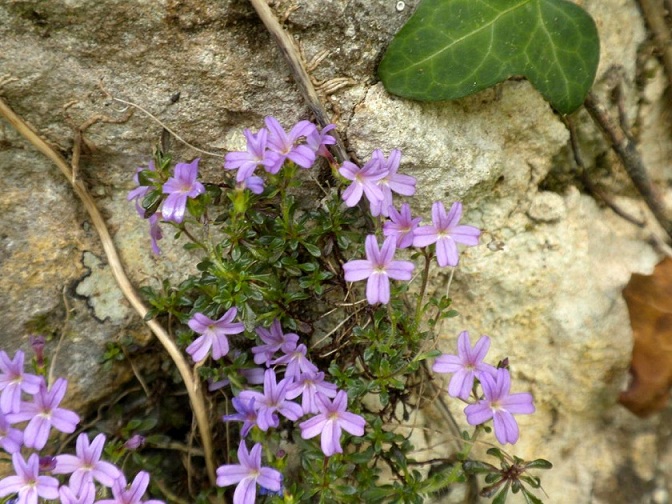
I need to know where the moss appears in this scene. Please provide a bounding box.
[23,306,64,341]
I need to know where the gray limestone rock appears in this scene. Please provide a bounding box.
[0,0,669,501]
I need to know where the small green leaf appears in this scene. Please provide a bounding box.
[521,487,545,504]
[379,0,599,113]
[492,483,511,504]
[302,241,322,257]
[525,458,553,470]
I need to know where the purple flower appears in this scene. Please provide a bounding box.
[53,433,121,490]
[148,213,163,256]
[0,453,59,504]
[285,372,338,415]
[0,350,42,414]
[383,203,422,249]
[413,201,481,267]
[239,175,265,194]
[240,367,266,385]
[464,368,535,445]
[95,472,164,504]
[432,331,497,400]
[38,456,56,472]
[222,397,258,437]
[251,319,299,366]
[7,377,79,450]
[127,161,157,218]
[29,336,46,368]
[225,128,281,182]
[299,391,366,457]
[161,158,206,223]
[338,158,386,207]
[306,124,336,158]
[59,482,95,504]
[343,235,415,305]
[0,412,23,453]
[238,370,303,431]
[186,308,245,362]
[369,150,416,217]
[216,441,283,504]
[124,434,146,451]
[270,342,318,380]
[264,116,316,172]
[208,377,230,391]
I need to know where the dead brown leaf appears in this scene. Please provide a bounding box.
[620,257,672,416]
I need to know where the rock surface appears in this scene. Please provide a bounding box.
[1,0,670,502]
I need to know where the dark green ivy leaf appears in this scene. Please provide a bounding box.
[379,0,599,114]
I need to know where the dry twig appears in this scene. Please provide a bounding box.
[583,91,672,239]
[247,0,350,164]
[638,0,672,91]
[564,115,646,228]
[0,97,219,490]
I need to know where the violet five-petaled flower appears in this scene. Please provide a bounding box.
[147,213,163,256]
[413,201,481,267]
[369,149,416,217]
[95,471,164,504]
[186,308,245,362]
[161,158,205,223]
[338,157,386,207]
[0,452,59,504]
[222,396,258,438]
[124,434,146,451]
[0,411,23,454]
[251,319,299,366]
[58,481,96,504]
[264,116,316,173]
[53,432,121,492]
[127,160,156,218]
[285,371,338,415]
[240,175,265,194]
[238,369,303,431]
[383,203,423,249]
[299,390,366,457]
[270,342,318,380]
[343,235,415,305]
[225,128,279,182]
[306,123,336,158]
[0,350,42,414]
[7,377,79,450]
[216,441,283,504]
[432,331,497,400]
[464,368,535,445]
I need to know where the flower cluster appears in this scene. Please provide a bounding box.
[0,349,164,504]
[184,313,366,504]
[128,117,336,256]
[337,151,480,304]
[432,331,535,444]
[224,116,334,183]
[123,116,542,502]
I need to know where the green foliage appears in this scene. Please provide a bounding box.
[122,146,551,502]
[378,0,600,113]
[463,448,553,502]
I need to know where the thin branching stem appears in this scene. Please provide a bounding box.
[414,249,433,328]
[584,91,672,239]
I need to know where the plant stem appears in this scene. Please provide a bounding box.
[414,250,432,328]
[387,299,397,342]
